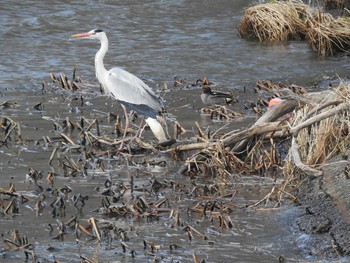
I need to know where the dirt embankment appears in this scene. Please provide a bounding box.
[294,156,350,258]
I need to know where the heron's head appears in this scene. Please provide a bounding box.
[71,29,105,40]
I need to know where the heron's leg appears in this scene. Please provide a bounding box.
[134,117,145,138]
[118,104,129,150]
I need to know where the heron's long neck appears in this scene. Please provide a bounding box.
[95,35,109,92]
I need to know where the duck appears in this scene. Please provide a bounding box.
[201,86,238,106]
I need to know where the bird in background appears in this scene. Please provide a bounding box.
[201,86,238,106]
[71,29,168,147]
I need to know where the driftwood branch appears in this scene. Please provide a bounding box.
[172,142,215,152]
[290,103,350,137]
[170,99,299,154]
[170,122,288,153]
[222,122,288,146]
[291,137,323,176]
[254,99,300,125]
[302,100,342,121]
[233,99,299,152]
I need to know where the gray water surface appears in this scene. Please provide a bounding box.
[1,0,349,88]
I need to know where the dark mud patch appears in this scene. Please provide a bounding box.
[293,157,350,259]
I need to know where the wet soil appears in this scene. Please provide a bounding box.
[293,155,350,259]
[0,76,305,263]
[2,74,350,262]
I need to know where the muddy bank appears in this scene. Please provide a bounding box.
[2,70,350,262]
[294,156,350,259]
[0,75,306,263]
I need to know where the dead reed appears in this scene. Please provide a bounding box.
[239,0,309,41]
[283,80,350,189]
[306,12,350,55]
[239,0,350,55]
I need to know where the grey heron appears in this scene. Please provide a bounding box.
[201,86,238,106]
[71,29,168,147]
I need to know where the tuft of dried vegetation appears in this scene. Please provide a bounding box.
[0,117,22,145]
[306,12,350,55]
[238,0,309,42]
[283,80,350,188]
[239,0,350,55]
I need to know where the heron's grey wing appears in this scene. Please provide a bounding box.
[106,67,164,115]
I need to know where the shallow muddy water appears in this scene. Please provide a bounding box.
[1,0,350,262]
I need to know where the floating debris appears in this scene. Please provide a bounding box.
[202,105,243,121]
[0,117,22,145]
[3,229,35,261]
[0,100,18,109]
[247,80,307,114]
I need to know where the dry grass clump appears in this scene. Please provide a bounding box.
[239,0,350,55]
[306,12,350,55]
[239,0,310,41]
[284,81,350,184]
[297,82,350,164]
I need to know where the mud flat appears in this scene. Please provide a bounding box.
[294,156,350,258]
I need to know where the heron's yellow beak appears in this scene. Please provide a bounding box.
[71,32,91,38]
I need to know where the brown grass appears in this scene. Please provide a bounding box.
[306,12,350,55]
[283,81,350,191]
[239,0,350,55]
[239,0,310,42]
